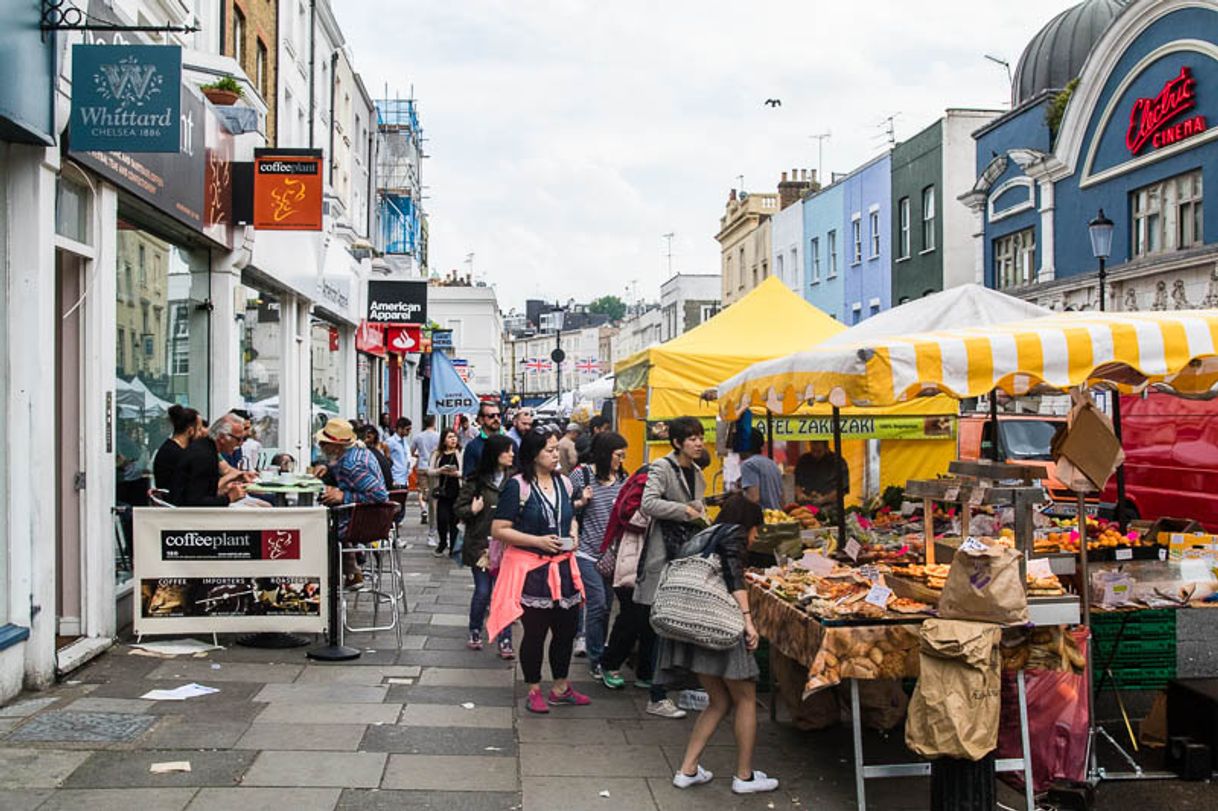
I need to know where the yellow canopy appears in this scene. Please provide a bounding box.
[718,310,1218,413]
[615,277,845,418]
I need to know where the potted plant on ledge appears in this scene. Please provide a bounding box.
[200,76,244,106]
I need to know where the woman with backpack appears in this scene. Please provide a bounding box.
[568,431,629,678]
[660,494,777,795]
[455,433,516,658]
[488,427,591,713]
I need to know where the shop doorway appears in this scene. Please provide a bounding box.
[55,249,87,646]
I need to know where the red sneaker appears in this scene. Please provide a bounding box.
[548,685,592,706]
[525,688,550,714]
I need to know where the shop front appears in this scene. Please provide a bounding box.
[967,0,1218,312]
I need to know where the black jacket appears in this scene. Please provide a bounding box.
[153,438,187,498]
[454,473,506,567]
[174,437,228,507]
[667,523,748,593]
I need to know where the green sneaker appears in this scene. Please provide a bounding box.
[601,670,626,690]
[634,678,652,690]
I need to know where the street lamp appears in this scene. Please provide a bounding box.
[1088,209,1114,311]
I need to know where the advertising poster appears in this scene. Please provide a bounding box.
[134,507,327,635]
[366,279,428,324]
[253,149,324,231]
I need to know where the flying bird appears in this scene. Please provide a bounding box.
[764,98,782,108]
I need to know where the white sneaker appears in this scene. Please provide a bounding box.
[646,698,687,719]
[426,535,438,548]
[672,764,713,789]
[573,636,587,658]
[731,770,779,794]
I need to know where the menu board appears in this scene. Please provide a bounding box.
[133,507,328,635]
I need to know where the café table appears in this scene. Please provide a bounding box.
[245,476,326,507]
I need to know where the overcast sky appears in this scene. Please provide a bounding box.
[334,0,1077,312]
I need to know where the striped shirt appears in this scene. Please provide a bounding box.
[571,466,625,561]
[332,446,389,539]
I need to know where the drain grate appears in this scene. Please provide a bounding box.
[7,710,156,743]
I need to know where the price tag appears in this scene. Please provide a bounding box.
[1114,547,1133,561]
[845,538,861,562]
[1159,548,1168,561]
[968,484,987,506]
[1027,557,1054,580]
[865,585,893,608]
[960,536,988,555]
[800,552,836,576]
[859,564,880,582]
[944,487,960,502]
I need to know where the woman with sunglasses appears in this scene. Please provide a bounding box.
[488,426,591,713]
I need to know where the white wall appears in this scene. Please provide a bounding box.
[429,286,504,395]
[770,202,804,294]
[943,109,1001,290]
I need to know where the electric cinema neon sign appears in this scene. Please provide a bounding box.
[1126,66,1207,155]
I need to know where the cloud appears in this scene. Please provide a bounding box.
[334,0,1076,310]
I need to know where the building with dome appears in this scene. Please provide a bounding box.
[962,0,1218,311]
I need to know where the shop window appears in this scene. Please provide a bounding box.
[240,284,282,451]
[869,210,880,258]
[851,216,862,264]
[311,320,343,435]
[827,230,838,277]
[898,197,910,259]
[55,175,90,244]
[922,185,936,252]
[115,220,210,584]
[1132,169,1203,258]
[993,227,1036,289]
[810,237,820,282]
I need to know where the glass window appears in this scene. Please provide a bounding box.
[240,284,282,451]
[775,253,784,285]
[256,39,268,98]
[114,220,210,584]
[922,186,936,251]
[898,197,910,259]
[810,237,820,282]
[827,230,838,277]
[1132,169,1203,257]
[993,227,1036,289]
[233,6,246,68]
[851,217,862,264]
[311,319,343,435]
[869,210,880,258]
[55,175,90,243]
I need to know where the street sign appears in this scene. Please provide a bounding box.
[367,279,428,324]
[431,329,454,350]
[386,325,422,355]
[71,44,182,153]
[551,348,566,364]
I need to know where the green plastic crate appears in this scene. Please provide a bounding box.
[1098,665,1176,692]
[1093,636,1177,657]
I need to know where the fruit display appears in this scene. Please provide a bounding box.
[1034,516,1152,554]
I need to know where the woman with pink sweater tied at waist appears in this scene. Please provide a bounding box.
[487,426,591,714]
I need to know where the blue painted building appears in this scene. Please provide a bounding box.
[840,153,893,323]
[803,177,846,319]
[965,0,1218,311]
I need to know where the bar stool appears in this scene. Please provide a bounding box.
[387,489,412,548]
[332,502,406,648]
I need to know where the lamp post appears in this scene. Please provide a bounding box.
[1088,209,1114,312]
[1088,209,1127,531]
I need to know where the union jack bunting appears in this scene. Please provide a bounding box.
[525,357,550,373]
[576,358,600,374]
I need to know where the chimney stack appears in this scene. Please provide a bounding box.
[777,169,816,210]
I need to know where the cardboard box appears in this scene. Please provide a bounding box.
[1164,532,1218,561]
[1051,400,1123,491]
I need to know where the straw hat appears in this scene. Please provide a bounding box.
[315,418,357,447]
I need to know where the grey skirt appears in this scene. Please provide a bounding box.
[656,636,760,683]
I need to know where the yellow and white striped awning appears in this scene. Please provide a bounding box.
[717,310,1218,415]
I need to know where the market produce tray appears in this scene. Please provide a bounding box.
[885,574,942,606]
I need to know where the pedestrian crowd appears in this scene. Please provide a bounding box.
[141,399,779,795]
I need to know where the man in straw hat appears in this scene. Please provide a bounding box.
[316,418,389,588]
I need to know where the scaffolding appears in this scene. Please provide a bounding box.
[376,98,423,257]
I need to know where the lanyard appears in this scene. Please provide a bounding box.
[535,479,562,533]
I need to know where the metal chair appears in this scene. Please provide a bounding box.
[332,501,406,648]
[387,488,412,545]
[148,487,176,508]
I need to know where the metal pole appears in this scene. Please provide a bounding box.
[833,406,847,548]
[988,393,1001,462]
[1078,489,1098,780]
[308,508,361,661]
[765,410,774,459]
[1112,393,1127,533]
[1098,256,1107,312]
[555,328,562,411]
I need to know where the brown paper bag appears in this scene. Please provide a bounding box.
[905,619,1004,761]
[938,537,1028,625]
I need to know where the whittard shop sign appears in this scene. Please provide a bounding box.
[367,279,428,324]
[71,44,182,153]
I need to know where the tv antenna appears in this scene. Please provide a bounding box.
[809,132,831,185]
[662,232,675,278]
[876,114,900,147]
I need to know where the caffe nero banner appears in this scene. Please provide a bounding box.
[367,279,428,324]
[71,44,182,153]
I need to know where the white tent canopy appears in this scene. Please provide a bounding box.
[821,284,1052,347]
[535,374,614,415]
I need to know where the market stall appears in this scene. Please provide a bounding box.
[719,308,1218,797]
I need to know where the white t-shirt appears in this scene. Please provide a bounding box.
[411,429,440,471]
